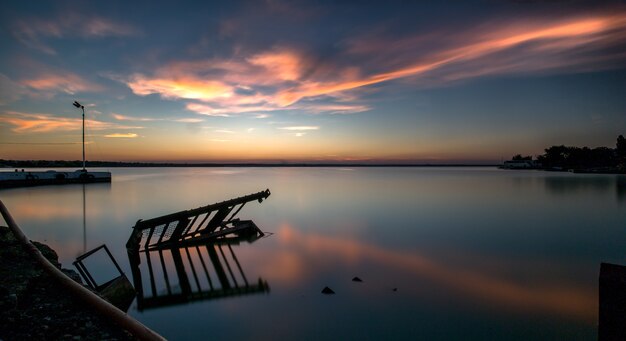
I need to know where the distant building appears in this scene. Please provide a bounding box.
[501,160,540,169]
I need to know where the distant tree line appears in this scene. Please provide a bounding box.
[512,135,626,172]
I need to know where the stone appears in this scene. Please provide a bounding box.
[321,286,335,294]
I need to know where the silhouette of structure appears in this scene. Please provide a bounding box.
[126,189,270,251]
[599,262,626,341]
[126,189,271,311]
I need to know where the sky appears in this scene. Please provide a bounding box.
[1,0,625,163]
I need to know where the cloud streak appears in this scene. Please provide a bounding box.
[20,72,104,95]
[118,11,626,117]
[0,111,142,133]
[279,126,319,131]
[12,12,138,55]
[104,133,139,138]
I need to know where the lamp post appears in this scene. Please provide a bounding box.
[73,101,86,171]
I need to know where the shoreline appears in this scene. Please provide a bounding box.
[0,226,133,340]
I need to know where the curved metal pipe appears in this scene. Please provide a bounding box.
[0,200,166,341]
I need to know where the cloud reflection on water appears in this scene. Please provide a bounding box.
[257,224,596,322]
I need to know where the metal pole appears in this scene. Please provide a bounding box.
[82,105,86,171]
[83,184,86,254]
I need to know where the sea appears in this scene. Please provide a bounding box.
[2,167,625,340]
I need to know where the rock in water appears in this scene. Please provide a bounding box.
[321,286,335,294]
[352,276,363,282]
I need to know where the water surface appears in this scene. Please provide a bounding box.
[2,167,625,340]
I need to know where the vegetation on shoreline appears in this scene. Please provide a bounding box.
[508,135,626,173]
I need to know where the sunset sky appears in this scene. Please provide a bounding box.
[1,1,625,163]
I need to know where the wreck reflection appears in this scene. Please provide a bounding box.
[128,234,270,311]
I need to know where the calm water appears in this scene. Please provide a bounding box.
[2,167,626,340]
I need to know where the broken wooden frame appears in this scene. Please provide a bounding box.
[126,189,271,253]
[125,189,271,310]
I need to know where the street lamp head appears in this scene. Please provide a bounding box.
[73,101,82,108]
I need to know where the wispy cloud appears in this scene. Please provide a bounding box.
[0,74,28,105]
[214,129,235,134]
[127,75,233,101]
[174,118,204,123]
[0,111,142,133]
[104,133,139,138]
[12,13,138,55]
[275,13,626,105]
[297,104,371,115]
[112,112,204,123]
[111,113,157,121]
[117,11,626,116]
[279,126,319,131]
[20,72,104,95]
[247,49,304,81]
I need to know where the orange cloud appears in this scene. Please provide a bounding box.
[127,75,233,101]
[111,113,157,121]
[0,111,142,133]
[248,49,304,81]
[275,13,626,105]
[104,133,138,138]
[120,11,626,115]
[21,73,104,95]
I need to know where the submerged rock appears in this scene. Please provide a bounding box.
[352,276,363,282]
[321,286,335,294]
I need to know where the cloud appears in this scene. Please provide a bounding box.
[0,111,142,133]
[127,75,233,101]
[279,126,319,131]
[297,104,371,115]
[104,133,139,138]
[274,12,626,105]
[214,129,235,134]
[117,11,626,117]
[174,118,204,123]
[112,112,204,123]
[12,13,138,55]
[185,102,281,117]
[247,49,304,81]
[0,74,28,105]
[20,72,104,95]
[111,113,157,121]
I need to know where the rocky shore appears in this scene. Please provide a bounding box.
[0,226,134,341]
